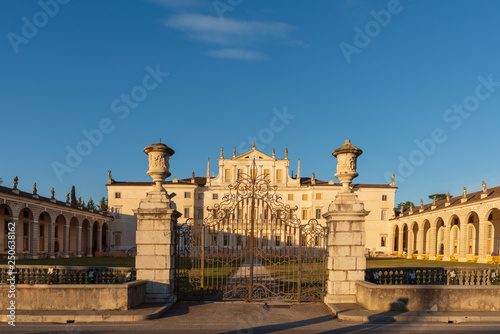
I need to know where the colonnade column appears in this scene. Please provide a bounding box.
[429,226,437,260]
[478,221,489,263]
[417,228,424,259]
[76,225,82,257]
[29,218,39,259]
[443,225,451,261]
[459,223,467,262]
[63,222,70,258]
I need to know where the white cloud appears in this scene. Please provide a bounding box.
[208,48,265,60]
[163,14,294,46]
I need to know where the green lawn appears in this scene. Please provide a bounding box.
[4,256,499,269]
[1,256,135,267]
[366,258,500,268]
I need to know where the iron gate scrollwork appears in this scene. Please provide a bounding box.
[175,160,328,302]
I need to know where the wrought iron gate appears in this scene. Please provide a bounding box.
[175,161,328,302]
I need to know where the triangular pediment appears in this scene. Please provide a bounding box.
[234,149,274,161]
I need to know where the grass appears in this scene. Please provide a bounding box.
[366,258,500,268]
[1,256,135,267]
[5,256,499,269]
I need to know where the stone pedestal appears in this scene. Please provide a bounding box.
[134,141,179,304]
[134,189,180,304]
[323,191,369,304]
[324,139,369,304]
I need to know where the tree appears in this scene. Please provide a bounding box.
[428,193,450,202]
[395,201,414,214]
[71,186,77,205]
[87,198,95,210]
[99,197,108,212]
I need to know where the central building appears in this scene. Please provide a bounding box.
[106,144,396,253]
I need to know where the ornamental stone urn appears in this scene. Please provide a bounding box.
[332,139,363,192]
[144,142,175,190]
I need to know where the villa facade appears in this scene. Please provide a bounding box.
[107,144,397,253]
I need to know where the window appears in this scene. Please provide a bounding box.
[237,235,242,246]
[212,209,217,218]
[223,234,229,246]
[302,194,308,201]
[197,193,203,200]
[276,169,282,182]
[213,193,218,200]
[275,235,281,247]
[224,169,231,180]
[237,169,243,179]
[381,210,387,220]
[316,208,321,219]
[316,193,322,200]
[197,208,203,220]
[115,234,121,246]
[184,208,190,218]
[264,169,270,180]
[211,233,218,246]
[262,235,268,247]
[286,236,293,246]
[381,236,386,247]
[115,192,121,199]
[382,195,387,201]
[115,207,121,218]
[302,209,308,220]
[251,169,257,178]
[288,194,294,200]
[184,192,191,198]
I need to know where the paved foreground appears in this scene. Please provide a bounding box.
[4,301,500,333]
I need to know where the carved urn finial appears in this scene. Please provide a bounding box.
[51,187,55,199]
[332,139,363,192]
[143,142,175,190]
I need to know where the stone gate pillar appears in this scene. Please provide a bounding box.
[134,142,181,304]
[324,140,369,304]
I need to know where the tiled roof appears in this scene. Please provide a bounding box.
[393,185,500,220]
[110,177,395,189]
[0,185,110,217]
[299,177,396,189]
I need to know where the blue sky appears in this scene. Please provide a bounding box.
[1,0,500,207]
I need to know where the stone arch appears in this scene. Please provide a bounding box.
[465,211,480,255]
[435,217,445,255]
[449,215,460,257]
[102,222,109,251]
[0,204,13,252]
[409,221,418,256]
[393,224,399,252]
[402,223,409,253]
[38,211,51,254]
[18,207,33,254]
[82,219,91,256]
[69,217,79,255]
[485,208,500,256]
[54,215,66,254]
[422,220,431,254]
[92,221,99,253]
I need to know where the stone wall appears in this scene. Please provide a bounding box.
[357,281,500,312]
[0,281,146,310]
